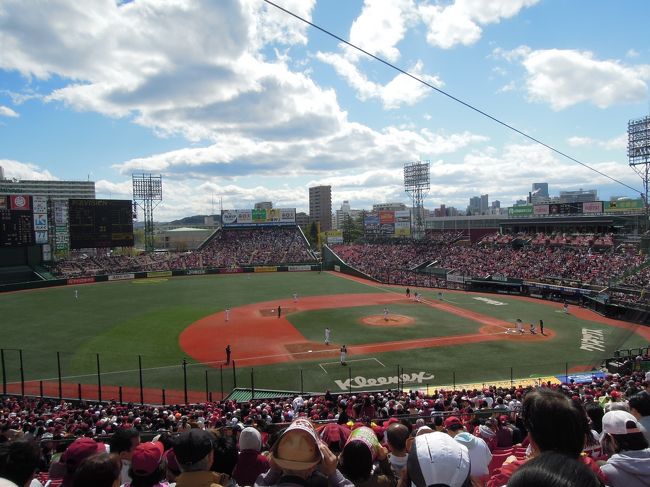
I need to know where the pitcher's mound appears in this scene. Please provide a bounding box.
[361,314,414,327]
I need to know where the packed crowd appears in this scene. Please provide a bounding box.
[479,232,615,248]
[1,366,649,487]
[331,240,646,287]
[49,227,315,278]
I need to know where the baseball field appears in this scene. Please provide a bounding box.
[0,271,648,403]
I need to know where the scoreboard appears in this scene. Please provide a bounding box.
[69,199,134,249]
[0,195,34,247]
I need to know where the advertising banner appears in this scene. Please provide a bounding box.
[280,208,296,223]
[446,273,467,283]
[252,208,267,223]
[68,277,95,285]
[222,208,296,226]
[33,213,48,231]
[380,222,395,235]
[288,265,312,272]
[394,223,411,236]
[364,214,380,234]
[583,201,603,214]
[604,199,644,213]
[42,244,51,261]
[147,271,172,278]
[185,269,206,275]
[33,196,47,213]
[35,231,48,244]
[254,266,277,272]
[379,211,395,224]
[10,195,30,211]
[324,230,343,244]
[108,273,136,281]
[533,205,549,215]
[508,205,533,217]
[395,210,411,222]
[236,209,253,224]
[548,203,583,215]
[219,267,243,273]
[0,196,6,210]
[54,201,68,225]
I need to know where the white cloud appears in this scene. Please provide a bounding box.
[316,52,442,108]
[347,0,418,62]
[626,48,640,58]
[567,134,627,151]
[495,47,650,110]
[0,106,19,117]
[0,159,58,180]
[419,0,539,49]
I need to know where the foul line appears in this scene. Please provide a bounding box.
[318,357,384,374]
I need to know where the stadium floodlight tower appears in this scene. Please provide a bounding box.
[628,116,650,232]
[132,174,163,252]
[404,160,430,239]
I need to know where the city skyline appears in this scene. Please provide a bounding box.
[1,1,649,220]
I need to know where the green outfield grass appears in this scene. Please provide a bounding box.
[0,271,646,399]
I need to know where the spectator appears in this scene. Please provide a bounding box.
[163,449,181,486]
[600,410,650,487]
[255,418,352,487]
[628,391,650,444]
[231,427,270,487]
[125,441,167,487]
[338,426,395,487]
[72,453,121,487]
[110,428,141,485]
[172,429,228,487]
[445,417,492,481]
[507,451,601,487]
[385,423,409,478]
[486,388,602,487]
[59,437,107,487]
[401,431,471,487]
[0,439,39,487]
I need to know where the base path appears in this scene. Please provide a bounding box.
[179,291,554,369]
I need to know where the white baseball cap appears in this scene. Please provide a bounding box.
[407,431,470,487]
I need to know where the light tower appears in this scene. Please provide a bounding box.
[132,174,162,252]
[404,161,430,238]
[628,116,650,231]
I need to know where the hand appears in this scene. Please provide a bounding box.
[376,445,388,461]
[319,442,338,476]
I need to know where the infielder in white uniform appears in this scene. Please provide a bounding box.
[325,327,331,345]
[225,307,230,322]
[340,345,347,365]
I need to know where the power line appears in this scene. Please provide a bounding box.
[262,0,641,194]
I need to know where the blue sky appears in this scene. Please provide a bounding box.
[1,0,649,220]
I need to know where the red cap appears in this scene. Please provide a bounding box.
[132,441,164,476]
[444,416,463,430]
[61,437,105,469]
[164,448,181,474]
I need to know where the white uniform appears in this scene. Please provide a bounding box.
[340,346,347,365]
[325,327,331,345]
[293,292,298,303]
[516,319,523,333]
[74,289,78,299]
[383,307,389,321]
[225,308,230,322]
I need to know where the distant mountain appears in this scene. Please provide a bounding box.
[167,214,221,225]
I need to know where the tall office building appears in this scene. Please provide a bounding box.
[0,175,95,200]
[480,194,489,214]
[532,182,549,198]
[309,185,332,231]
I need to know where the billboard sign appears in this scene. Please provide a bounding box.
[508,205,533,217]
[221,208,296,226]
[604,199,644,213]
[582,201,603,214]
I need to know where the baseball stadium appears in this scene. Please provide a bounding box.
[1,207,649,404]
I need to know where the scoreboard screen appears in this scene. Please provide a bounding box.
[0,195,34,247]
[69,199,134,249]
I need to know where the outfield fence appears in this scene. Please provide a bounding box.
[2,347,647,405]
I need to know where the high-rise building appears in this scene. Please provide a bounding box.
[480,194,489,214]
[335,200,362,229]
[0,175,95,200]
[559,189,598,203]
[468,196,481,214]
[309,185,332,231]
[532,183,549,198]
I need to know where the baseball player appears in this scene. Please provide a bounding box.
[293,292,298,303]
[515,318,524,333]
[340,345,348,366]
[383,307,389,321]
[325,327,331,345]
[225,307,230,322]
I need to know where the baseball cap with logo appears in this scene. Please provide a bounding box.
[271,418,323,470]
[602,410,644,436]
[132,441,165,476]
[407,431,470,487]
